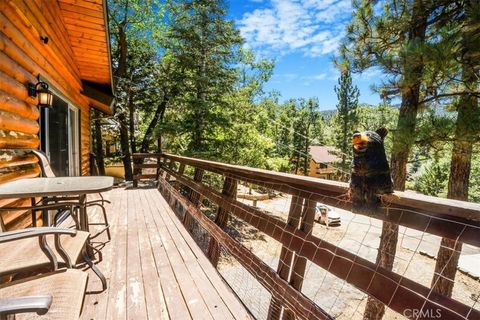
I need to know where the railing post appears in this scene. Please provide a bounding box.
[282,198,316,320]
[183,167,204,232]
[159,157,168,179]
[133,156,140,188]
[267,195,304,320]
[175,163,186,192]
[164,159,173,181]
[207,176,237,266]
[155,154,161,178]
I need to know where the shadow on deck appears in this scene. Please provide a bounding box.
[81,187,250,320]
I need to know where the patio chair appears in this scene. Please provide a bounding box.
[0,208,106,291]
[0,269,88,320]
[31,149,111,240]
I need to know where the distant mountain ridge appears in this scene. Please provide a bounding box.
[320,109,336,121]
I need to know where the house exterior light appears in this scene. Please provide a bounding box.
[28,80,53,108]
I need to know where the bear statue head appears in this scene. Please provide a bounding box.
[352,127,389,155]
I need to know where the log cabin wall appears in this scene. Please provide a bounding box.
[0,0,112,230]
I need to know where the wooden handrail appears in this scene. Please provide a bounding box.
[132,153,162,187]
[160,153,480,248]
[132,153,162,158]
[162,153,480,222]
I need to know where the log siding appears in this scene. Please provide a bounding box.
[0,0,112,230]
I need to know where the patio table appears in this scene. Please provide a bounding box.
[0,176,114,232]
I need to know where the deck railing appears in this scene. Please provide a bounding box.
[132,153,162,187]
[137,152,480,320]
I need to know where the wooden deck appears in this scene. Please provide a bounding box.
[79,187,250,320]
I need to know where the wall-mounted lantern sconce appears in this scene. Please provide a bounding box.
[28,76,53,108]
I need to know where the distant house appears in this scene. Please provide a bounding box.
[308,146,341,180]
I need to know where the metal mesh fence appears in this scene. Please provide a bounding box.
[158,159,480,320]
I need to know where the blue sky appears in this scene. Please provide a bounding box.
[227,0,384,110]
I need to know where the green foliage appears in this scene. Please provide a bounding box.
[102,0,478,210]
[356,103,399,155]
[469,153,480,202]
[413,157,449,197]
[411,147,480,203]
[332,67,359,169]
[164,0,244,153]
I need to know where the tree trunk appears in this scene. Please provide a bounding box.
[140,97,168,154]
[115,20,128,78]
[93,110,106,175]
[431,2,479,296]
[128,94,137,154]
[118,111,133,181]
[303,124,310,176]
[294,154,300,175]
[363,1,428,318]
[113,13,132,181]
[191,49,207,153]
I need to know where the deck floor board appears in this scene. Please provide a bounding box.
[80,187,250,320]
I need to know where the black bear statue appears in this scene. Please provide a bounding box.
[349,127,394,213]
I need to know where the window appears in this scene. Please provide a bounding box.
[40,94,80,176]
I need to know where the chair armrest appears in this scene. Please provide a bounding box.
[0,227,77,244]
[0,228,78,271]
[0,295,52,316]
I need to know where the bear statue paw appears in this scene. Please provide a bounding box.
[379,193,400,207]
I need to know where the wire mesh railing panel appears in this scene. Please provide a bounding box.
[218,247,273,320]
[155,153,480,320]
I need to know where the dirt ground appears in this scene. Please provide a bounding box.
[217,193,480,320]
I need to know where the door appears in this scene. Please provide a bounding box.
[40,95,81,176]
[68,106,80,176]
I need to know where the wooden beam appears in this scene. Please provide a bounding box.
[0,165,40,184]
[207,176,237,266]
[268,195,304,320]
[132,153,163,158]
[161,154,480,242]
[0,89,39,121]
[0,109,39,134]
[133,163,161,169]
[0,154,37,170]
[183,168,204,232]
[161,153,480,222]
[0,132,39,149]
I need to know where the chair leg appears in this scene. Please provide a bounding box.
[99,193,111,205]
[101,205,111,241]
[86,203,111,241]
[82,248,106,291]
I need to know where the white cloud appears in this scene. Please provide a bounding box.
[272,72,328,85]
[310,73,327,80]
[237,0,351,58]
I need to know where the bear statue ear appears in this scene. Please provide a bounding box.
[376,127,388,139]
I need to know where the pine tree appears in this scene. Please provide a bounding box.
[165,0,243,155]
[432,0,480,297]
[333,67,359,176]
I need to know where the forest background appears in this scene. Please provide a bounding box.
[91,1,479,318]
[94,0,479,203]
